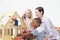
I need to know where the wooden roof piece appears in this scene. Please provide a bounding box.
[0,11,27,29]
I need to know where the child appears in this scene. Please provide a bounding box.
[16,18,45,40]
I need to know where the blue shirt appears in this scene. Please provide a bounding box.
[31,23,45,40]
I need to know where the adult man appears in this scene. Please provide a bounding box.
[33,7,59,40]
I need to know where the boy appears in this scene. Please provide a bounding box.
[16,18,45,40]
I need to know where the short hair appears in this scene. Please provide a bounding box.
[33,18,42,25]
[35,7,44,15]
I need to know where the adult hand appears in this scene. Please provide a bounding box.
[43,37,48,40]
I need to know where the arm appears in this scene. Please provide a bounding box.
[21,32,34,37]
[44,19,54,40]
[21,26,45,38]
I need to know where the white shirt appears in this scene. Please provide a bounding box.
[24,18,33,31]
[42,16,59,39]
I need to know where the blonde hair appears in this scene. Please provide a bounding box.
[25,9,32,18]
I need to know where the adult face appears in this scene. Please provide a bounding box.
[25,10,32,18]
[35,9,42,19]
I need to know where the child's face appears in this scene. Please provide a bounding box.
[31,20,40,29]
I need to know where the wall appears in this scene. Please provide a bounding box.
[0,0,60,27]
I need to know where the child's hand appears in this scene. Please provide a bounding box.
[22,29,32,38]
[16,33,23,38]
[23,29,31,33]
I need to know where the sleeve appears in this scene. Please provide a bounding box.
[31,26,45,36]
[45,18,54,35]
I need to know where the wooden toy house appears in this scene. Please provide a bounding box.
[0,11,27,40]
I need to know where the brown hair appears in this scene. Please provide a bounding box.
[33,18,42,26]
[35,7,44,15]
